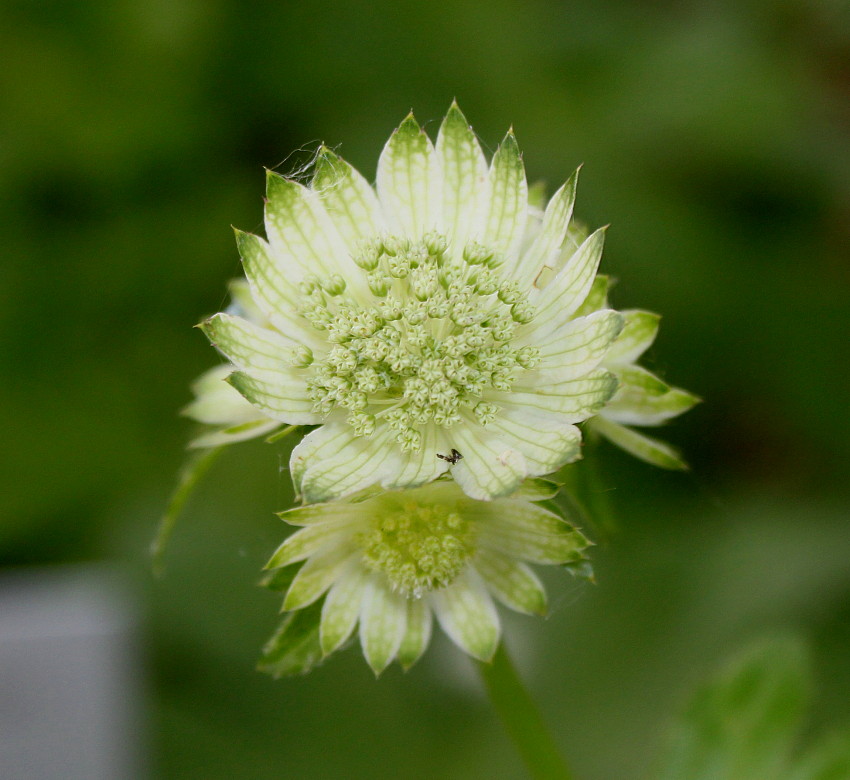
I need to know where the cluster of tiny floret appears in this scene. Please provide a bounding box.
[292,232,540,450]
[358,501,475,597]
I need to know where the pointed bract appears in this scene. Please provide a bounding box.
[312,147,386,253]
[436,102,489,260]
[483,131,528,261]
[359,576,408,675]
[509,168,579,286]
[377,114,442,238]
[591,416,689,470]
[397,598,432,671]
[431,570,500,661]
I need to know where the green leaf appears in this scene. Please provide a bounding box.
[257,599,325,678]
[151,445,225,576]
[657,637,811,780]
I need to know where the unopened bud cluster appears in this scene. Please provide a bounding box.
[295,232,541,450]
[358,500,475,596]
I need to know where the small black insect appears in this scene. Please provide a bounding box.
[437,448,463,465]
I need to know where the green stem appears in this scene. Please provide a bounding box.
[151,445,225,576]
[579,431,619,541]
[265,424,298,444]
[558,430,618,544]
[478,644,575,780]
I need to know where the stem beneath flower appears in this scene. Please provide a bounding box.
[477,644,575,780]
[265,424,299,444]
[151,445,225,576]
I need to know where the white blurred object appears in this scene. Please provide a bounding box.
[0,565,145,779]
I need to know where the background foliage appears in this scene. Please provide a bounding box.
[2,0,848,777]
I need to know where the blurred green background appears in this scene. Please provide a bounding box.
[2,0,849,777]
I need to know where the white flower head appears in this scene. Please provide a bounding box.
[259,478,591,676]
[200,103,624,501]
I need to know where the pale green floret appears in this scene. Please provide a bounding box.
[358,501,475,597]
[299,231,540,452]
[261,478,591,674]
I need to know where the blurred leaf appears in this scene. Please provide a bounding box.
[556,438,620,541]
[259,562,303,593]
[785,732,850,780]
[656,636,810,780]
[257,599,324,678]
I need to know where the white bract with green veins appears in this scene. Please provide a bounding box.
[200,103,624,501]
[261,479,590,675]
[182,281,281,449]
[565,266,700,469]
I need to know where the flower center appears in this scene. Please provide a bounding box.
[357,500,475,597]
[295,233,540,450]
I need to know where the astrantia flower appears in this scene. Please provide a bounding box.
[258,478,591,675]
[201,103,624,502]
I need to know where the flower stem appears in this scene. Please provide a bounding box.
[151,445,225,576]
[477,644,575,780]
